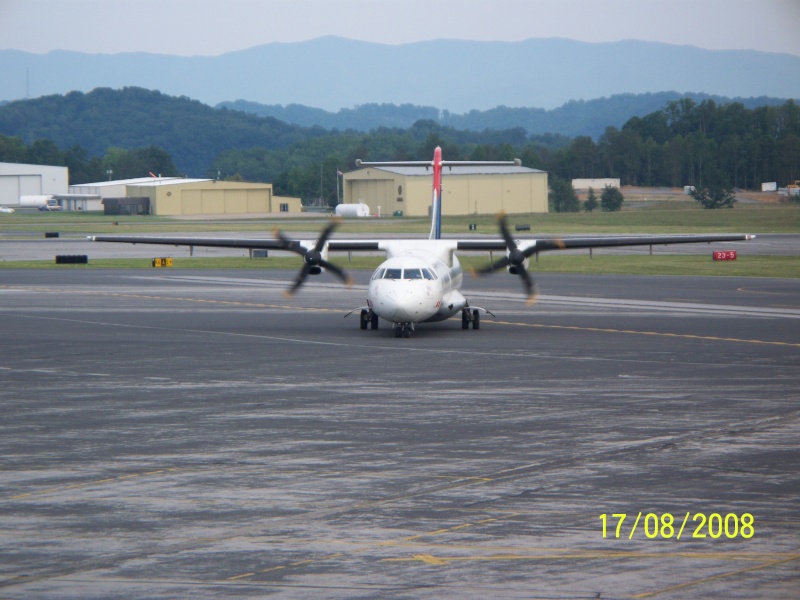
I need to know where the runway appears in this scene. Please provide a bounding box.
[1,269,798,598]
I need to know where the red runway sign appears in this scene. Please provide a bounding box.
[713,250,737,261]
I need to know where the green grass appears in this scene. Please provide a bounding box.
[3,254,798,278]
[436,203,800,235]
[2,203,797,277]
[2,203,799,235]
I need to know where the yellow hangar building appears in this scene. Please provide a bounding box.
[71,177,301,216]
[126,179,299,216]
[343,164,548,217]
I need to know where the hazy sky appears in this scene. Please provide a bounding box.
[1,0,799,57]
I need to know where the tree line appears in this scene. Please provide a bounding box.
[1,88,798,206]
[0,134,179,183]
[221,92,789,139]
[549,98,800,190]
[208,99,800,205]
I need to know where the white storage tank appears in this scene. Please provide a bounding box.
[19,195,53,208]
[334,202,371,217]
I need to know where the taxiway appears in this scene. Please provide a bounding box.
[1,269,798,598]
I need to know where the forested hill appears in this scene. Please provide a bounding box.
[2,86,798,199]
[0,88,321,176]
[219,93,790,139]
[2,87,792,177]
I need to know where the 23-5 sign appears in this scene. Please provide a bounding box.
[713,250,737,261]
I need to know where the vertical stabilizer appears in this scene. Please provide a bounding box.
[354,150,520,241]
[429,146,443,240]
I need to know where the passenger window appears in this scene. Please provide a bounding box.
[372,268,385,280]
[384,268,402,279]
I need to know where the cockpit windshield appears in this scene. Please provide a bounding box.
[380,267,437,280]
[384,268,403,279]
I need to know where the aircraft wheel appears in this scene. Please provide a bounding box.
[462,310,469,329]
[370,312,379,329]
[472,309,480,330]
[402,327,412,338]
[360,309,369,330]
[395,327,402,338]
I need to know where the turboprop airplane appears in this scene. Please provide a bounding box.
[90,147,754,338]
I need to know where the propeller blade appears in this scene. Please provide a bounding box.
[313,219,340,252]
[273,228,305,256]
[474,213,539,303]
[276,219,351,295]
[517,264,534,298]
[472,255,511,276]
[285,262,312,296]
[497,213,518,252]
[319,259,353,285]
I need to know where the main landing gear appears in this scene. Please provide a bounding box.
[461,308,480,330]
[359,309,379,330]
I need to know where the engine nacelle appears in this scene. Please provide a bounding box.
[505,249,529,275]
[299,240,330,275]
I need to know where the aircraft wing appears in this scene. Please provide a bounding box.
[89,235,289,250]
[89,230,754,300]
[90,233,753,252]
[88,234,755,256]
[88,235,385,252]
[456,233,755,252]
[87,232,381,295]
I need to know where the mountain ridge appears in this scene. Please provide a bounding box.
[218,92,791,138]
[2,37,798,112]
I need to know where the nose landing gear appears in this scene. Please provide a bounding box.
[394,323,414,338]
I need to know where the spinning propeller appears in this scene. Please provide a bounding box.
[472,214,541,305]
[274,219,352,296]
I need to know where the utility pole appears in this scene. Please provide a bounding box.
[319,164,324,207]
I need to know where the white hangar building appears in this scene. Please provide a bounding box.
[343,164,548,217]
[0,162,68,206]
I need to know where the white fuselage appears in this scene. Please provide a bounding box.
[366,241,467,324]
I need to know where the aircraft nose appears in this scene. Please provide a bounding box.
[377,284,435,322]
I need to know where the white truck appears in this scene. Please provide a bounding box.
[19,195,63,210]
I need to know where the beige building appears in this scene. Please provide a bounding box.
[572,178,620,190]
[343,165,548,217]
[123,179,301,216]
